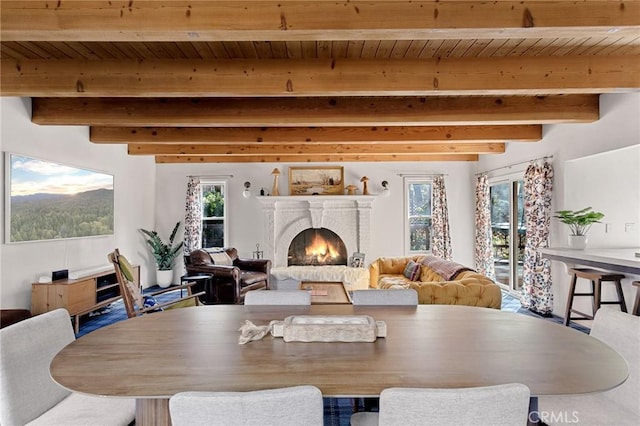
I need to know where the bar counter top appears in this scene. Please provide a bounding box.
[539,247,640,275]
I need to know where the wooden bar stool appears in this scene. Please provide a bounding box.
[564,268,627,326]
[632,281,640,316]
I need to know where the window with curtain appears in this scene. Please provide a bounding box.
[201,181,227,249]
[405,179,433,254]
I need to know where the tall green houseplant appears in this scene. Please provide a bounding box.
[140,221,184,270]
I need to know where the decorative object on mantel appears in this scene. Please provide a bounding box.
[554,207,605,250]
[139,221,184,288]
[345,184,358,195]
[238,316,387,344]
[360,176,370,195]
[271,168,281,196]
[289,166,344,196]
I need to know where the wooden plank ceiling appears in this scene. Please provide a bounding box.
[1,1,639,163]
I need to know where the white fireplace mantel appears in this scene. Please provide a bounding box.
[256,195,377,268]
[256,195,378,203]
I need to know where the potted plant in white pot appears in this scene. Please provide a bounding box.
[140,221,184,288]
[554,207,604,250]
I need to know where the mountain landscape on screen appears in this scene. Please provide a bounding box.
[10,188,114,242]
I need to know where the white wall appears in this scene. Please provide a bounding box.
[2,93,637,312]
[0,97,156,309]
[564,145,640,248]
[155,161,477,272]
[476,92,640,316]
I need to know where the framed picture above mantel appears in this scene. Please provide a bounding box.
[289,166,344,196]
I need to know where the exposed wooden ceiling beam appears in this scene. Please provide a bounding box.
[90,125,541,144]
[4,56,638,97]
[32,95,599,126]
[2,1,638,41]
[154,153,480,163]
[3,1,636,165]
[128,142,505,155]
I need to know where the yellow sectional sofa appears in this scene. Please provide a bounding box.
[369,255,502,309]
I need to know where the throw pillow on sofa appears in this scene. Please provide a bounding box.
[403,260,421,281]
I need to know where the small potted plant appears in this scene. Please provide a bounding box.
[554,207,604,250]
[139,221,184,287]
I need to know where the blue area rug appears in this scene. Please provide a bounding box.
[76,286,188,338]
[75,288,588,426]
[324,397,356,426]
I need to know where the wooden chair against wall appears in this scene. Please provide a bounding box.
[108,248,204,318]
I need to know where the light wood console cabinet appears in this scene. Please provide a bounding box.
[31,265,140,333]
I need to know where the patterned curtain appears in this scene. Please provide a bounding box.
[184,177,202,255]
[431,176,452,260]
[521,161,554,314]
[474,174,495,280]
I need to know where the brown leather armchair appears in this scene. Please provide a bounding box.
[0,309,32,328]
[185,248,270,304]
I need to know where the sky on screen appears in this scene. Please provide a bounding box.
[10,155,113,196]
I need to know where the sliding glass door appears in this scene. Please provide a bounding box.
[490,179,525,293]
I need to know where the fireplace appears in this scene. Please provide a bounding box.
[288,228,348,266]
[256,195,376,268]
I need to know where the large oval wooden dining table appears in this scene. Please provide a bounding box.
[51,304,628,426]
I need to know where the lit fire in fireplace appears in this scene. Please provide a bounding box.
[305,233,341,264]
[288,228,348,266]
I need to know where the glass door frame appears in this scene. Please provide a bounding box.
[489,173,525,294]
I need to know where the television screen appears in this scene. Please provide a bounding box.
[4,153,114,243]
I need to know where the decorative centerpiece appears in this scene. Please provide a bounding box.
[139,221,184,287]
[238,316,387,344]
[273,315,386,342]
[554,207,604,250]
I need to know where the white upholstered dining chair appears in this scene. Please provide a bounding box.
[538,309,639,425]
[351,289,418,305]
[244,290,311,305]
[0,308,135,426]
[169,385,323,426]
[350,383,531,426]
[351,288,419,412]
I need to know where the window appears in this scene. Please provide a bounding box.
[201,181,227,249]
[489,176,525,293]
[405,179,432,254]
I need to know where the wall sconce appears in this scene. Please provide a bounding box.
[381,180,391,198]
[242,181,251,199]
